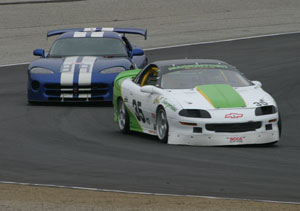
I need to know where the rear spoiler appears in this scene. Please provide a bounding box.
[47,27,147,40]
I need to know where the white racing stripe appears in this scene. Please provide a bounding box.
[60,57,78,99]
[74,32,87,37]
[102,27,114,31]
[60,93,73,98]
[91,32,104,37]
[84,28,97,32]
[60,57,78,86]
[78,94,91,98]
[78,56,97,86]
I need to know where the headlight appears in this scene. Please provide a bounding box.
[255,106,277,116]
[30,67,54,74]
[100,67,126,74]
[179,109,211,118]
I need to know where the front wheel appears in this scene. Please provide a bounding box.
[118,98,130,134]
[156,107,169,143]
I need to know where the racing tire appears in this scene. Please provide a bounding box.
[278,113,282,138]
[118,98,130,134]
[28,100,36,105]
[156,107,169,143]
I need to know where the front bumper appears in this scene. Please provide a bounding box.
[168,130,279,146]
[167,112,280,146]
[27,73,117,102]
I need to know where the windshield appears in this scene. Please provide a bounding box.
[48,38,128,57]
[161,67,252,89]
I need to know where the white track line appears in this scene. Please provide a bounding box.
[1,181,300,205]
[0,62,30,68]
[144,30,300,51]
[1,30,300,68]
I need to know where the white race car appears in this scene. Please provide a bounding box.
[113,59,281,146]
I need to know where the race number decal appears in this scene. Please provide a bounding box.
[132,99,146,123]
[60,64,91,73]
[253,99,268,106]
[61,64,73,73]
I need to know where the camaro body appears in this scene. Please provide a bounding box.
[113,59,280,146]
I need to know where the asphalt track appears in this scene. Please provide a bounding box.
[0,33,300,203]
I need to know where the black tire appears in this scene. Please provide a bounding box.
[278,113,282,138]
[117,98,130,134]
[28,100,36,105]
[156,107,169,143]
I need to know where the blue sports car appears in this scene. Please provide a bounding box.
[28,27,147,102]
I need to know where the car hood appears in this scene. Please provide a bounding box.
[29,56,132,73]
[165,84,276,110]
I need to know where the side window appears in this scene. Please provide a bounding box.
[142,69,159,86]
[140,67,159,86]
[133,65,159,86]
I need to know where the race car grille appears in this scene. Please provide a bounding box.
[45,84,108,89]
[44,83,108,97]
[48,97,104,102]
[205,122,262,133]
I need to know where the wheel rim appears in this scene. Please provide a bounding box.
[157,109,167,139]
[118,100,126,130]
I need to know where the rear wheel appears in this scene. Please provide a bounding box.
[156,107,169,143]
[118,98,130,134]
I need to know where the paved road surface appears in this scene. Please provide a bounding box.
[0,33,299,202]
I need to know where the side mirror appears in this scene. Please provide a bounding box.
[252,81,262,87]
[140,85,162,95]
[33,49,45,58]
[131,48,144,58]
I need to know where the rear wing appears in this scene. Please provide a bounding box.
[47,27,147,40]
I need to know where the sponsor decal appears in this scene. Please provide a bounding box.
[153,96,164,104]
[153,96,177,111]
[168,64,228,71]
[227,137,244,143]
[253,99,268,106]
[148,130,156,134]
[162,99,177,112]
[225,113,243,118]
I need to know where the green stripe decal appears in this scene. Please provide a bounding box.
[125,104,143,133]
[113,69,143,133]
[196,84,246,108]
